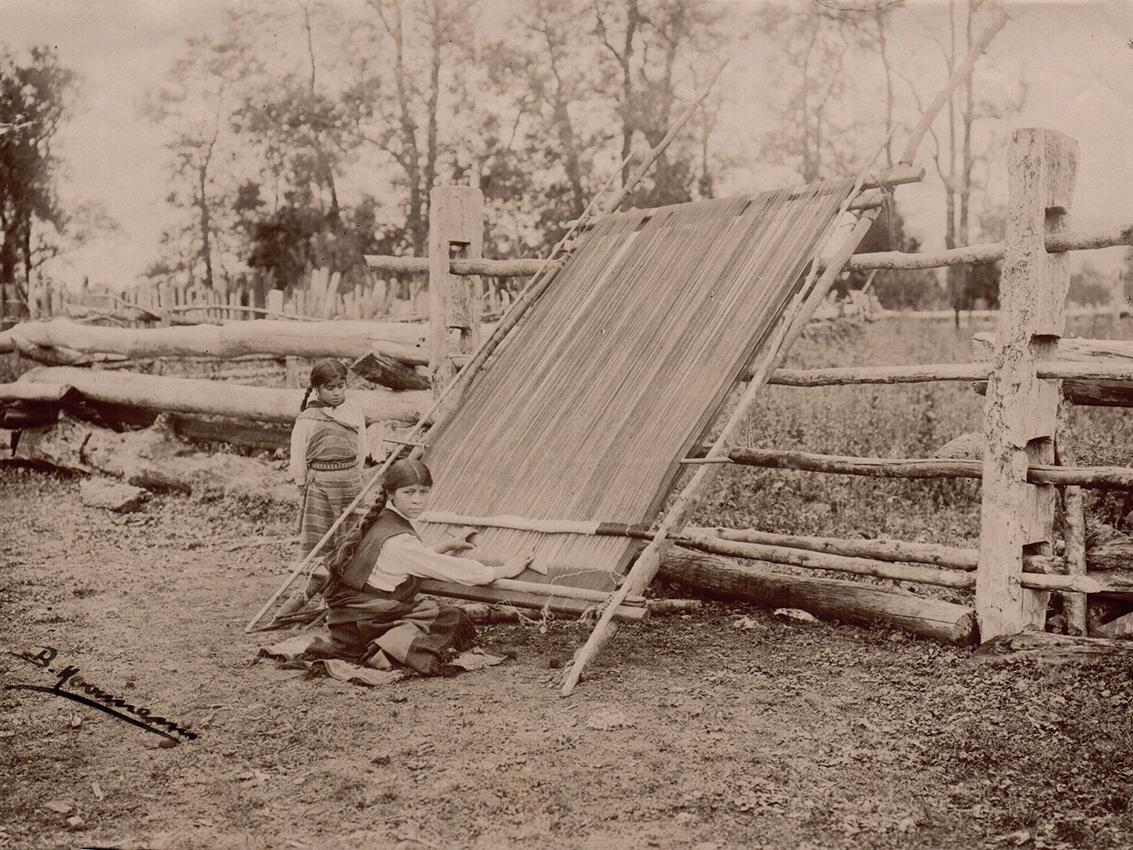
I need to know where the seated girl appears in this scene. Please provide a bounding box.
[322,458,532,676]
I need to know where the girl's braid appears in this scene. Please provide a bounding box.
[326,490,389,582]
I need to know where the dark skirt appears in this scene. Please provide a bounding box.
[325,577,476,676]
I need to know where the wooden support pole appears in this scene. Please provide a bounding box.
[694,526,980,570]
[677,534,973,589]
[977,128,1079,642]
[690,445,1133,490]
[429,186,483,398]
[842,223,1133,273]
[769,358,1133,389]
[1056,399,1089,635]
[420,577,645,606]
[416,580,647,622]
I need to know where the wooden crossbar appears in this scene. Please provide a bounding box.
[678,446,1133,489]
[765,361,1133,386]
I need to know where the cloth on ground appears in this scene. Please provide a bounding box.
[257,628,504,687]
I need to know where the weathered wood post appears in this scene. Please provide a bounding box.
[976,128,1078,641]
[1055,398,1088,635]
[428,186,483,397]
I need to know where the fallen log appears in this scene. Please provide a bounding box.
[973,630,1133,663]
[659,546,976,644]
[1085,540,1133,572]
[12,414,296,503]
[973,333,1133,407]
[9,395,293,452]
[0,382,72,403]
[0,317,428,365]
[350,352,430,391]
[11,366,428,425]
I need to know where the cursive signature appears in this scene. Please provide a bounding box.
[7,646,198,745]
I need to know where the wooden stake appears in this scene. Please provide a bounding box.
[428,186,483,397]
[977,129,1078,642]
[1056,400,1088,635]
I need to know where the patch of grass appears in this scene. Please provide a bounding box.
[692,314,1133,604]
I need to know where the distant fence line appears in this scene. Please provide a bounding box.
[0,267,523,327]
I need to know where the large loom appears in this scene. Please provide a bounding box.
[415,178,858,591]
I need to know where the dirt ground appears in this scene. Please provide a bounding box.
[2,466,1132,850]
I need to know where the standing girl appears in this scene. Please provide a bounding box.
[277,359,370,619]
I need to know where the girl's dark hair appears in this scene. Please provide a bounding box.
[326,459,434,582]
[300,359,349,411]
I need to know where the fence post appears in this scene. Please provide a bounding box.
[976,128,1078,641]
[428,185,483,397]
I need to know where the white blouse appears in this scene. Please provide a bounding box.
[288,401,370,484]
[364,507,496,592]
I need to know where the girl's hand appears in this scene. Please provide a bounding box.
[435,527,481,555]
[494,552,535,580]
[435,538,475,555]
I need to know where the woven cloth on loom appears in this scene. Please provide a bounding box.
[418,178,858,590]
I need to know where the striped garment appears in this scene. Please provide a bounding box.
[325,576,476,675]
[299,466,364,560]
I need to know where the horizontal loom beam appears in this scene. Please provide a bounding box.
[362,167,926,279]
[364,220,1133,280]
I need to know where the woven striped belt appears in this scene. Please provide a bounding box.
[307,459,358,471]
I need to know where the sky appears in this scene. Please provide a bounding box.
[3,0,1133,291]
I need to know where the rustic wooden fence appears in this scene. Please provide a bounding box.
[0,263,526,328]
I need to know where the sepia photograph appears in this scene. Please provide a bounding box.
[1,0,1132,847]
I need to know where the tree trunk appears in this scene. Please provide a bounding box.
[11,366,428,425]
[1,317,427,365]
[659,546,976,644]
[12,414,296,503]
